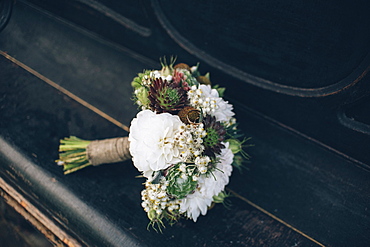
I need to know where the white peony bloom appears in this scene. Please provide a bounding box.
[179,142,234,222]
[129,110,185,178]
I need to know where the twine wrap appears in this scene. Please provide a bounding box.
[86,137,131,166]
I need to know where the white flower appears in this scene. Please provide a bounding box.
[199,142,233,198]
[179,143,233,222]
[179,190,213,222]
[213,97,234,123]
[129,110,185,177]
[195,156,211,174]
[188,84,234,123]
[150,70,172,81]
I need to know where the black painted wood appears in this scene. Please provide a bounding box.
[0,0,12,32]
[21,0,370,165]
[1,0,370,246]
[155,0,370,90]
[0,51,319,247]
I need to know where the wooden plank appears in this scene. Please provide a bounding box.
[0,43,322,247]
[1,2,369,246]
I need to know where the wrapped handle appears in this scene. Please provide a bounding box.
[86,137,131,166]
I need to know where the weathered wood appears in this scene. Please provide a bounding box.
[0,195,52,247]
[0,54,321,246]
[22,0,370,165]
[1,1,369,246]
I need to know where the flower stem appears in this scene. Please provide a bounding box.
[56,136,92,175]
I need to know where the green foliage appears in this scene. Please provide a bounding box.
[212,84,226,97]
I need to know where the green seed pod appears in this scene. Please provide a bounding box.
[213,191,230,204]
[226,138,242,154]
[148,209,157,221]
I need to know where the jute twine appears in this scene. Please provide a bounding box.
[86,137,131,166]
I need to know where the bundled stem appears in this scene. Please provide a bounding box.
[57,136,91,174]
[56,136,131,175]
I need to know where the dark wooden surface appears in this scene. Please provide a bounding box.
[0,1,369,246]
[22,0,370,165]
[0,197,51,247]
[0,55,319,246]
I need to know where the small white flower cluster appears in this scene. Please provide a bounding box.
[194,156,211,174]
[141,179,182,216]
[150,70,172,82]
[138,70,173,89]
[141,74,152,87]
[188,85,218,115]
[188,84,235,123]
[172,163,198,182]
[175,123,207,162]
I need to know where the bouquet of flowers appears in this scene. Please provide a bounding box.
[57,57,250,231]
